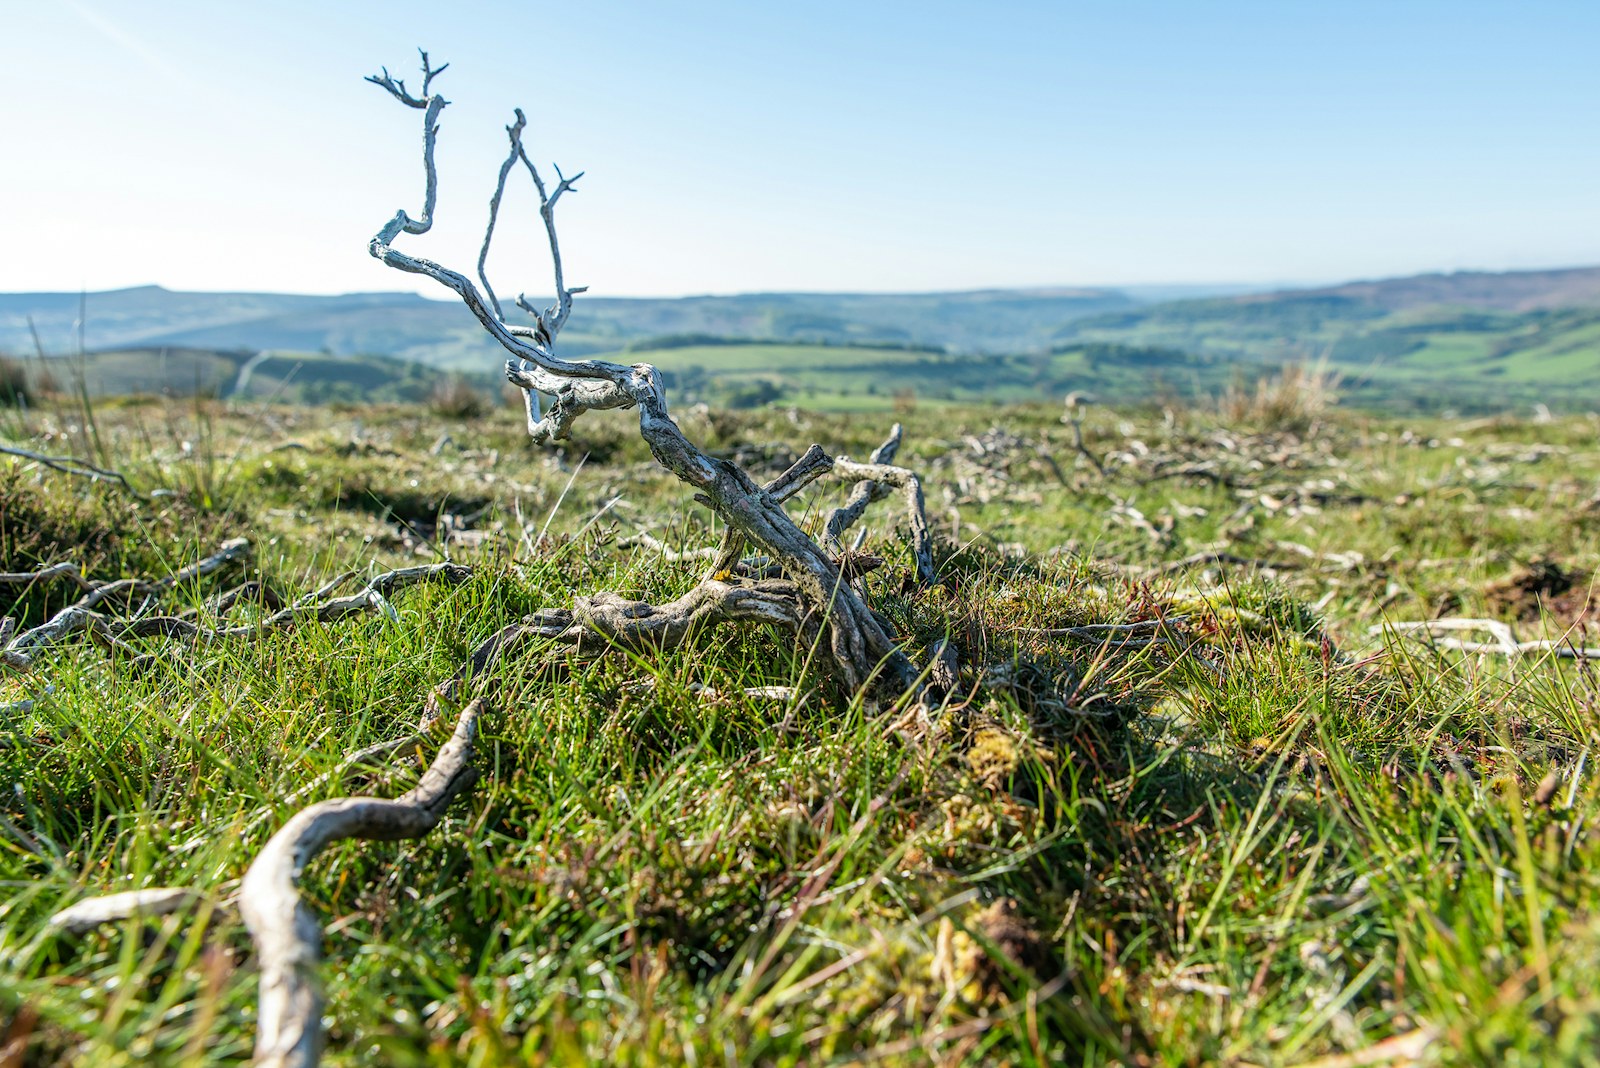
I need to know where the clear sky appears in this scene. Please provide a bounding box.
[7,0,1599,298]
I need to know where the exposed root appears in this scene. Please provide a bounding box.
[240,697,487,1068]
[575,578,807,649]
[459,579,814,662]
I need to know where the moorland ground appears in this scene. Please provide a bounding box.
[1,389,1599,1065]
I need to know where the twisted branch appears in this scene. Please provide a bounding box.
[366,54,917,695]
[824,423,904,547]
[828,457,935,588]
[240,697,486,1068]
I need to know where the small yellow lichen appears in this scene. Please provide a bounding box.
[967,727,1020,789]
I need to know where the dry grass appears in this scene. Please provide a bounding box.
[428,375,490,419]
[1218,360,1342,433]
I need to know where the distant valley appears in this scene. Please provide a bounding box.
[3,267,1598,413]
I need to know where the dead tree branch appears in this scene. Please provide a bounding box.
[367,55,918,694]
[0,538,251,611]
[823,424,903,548]
[2,562,470,671]
[827,456,935,587]
[1062,392,1106,477]
[49,888,202,935]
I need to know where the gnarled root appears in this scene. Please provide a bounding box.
[239,697,487,1068]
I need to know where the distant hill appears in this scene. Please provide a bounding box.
[1050,266,1600,413]
[15,346,465,407]
[1289,266,1600,313]
[0,285,1143,367]
[0,287,423,355]
[4,266,1600,413]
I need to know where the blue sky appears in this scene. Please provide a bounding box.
[7,1,1599,297]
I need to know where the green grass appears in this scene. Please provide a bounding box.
[1057,303,1600,414]
[1,395,1599,1064]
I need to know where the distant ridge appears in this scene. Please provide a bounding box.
[3,266,1599,375]
[0,284,1144,364]
[1237,265,1600,313]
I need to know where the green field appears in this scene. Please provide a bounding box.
[2,392,1599,1064]
[1054,302,1600,413]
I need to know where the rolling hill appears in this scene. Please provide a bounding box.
[0,285,1146,367]
[1051,267,1600,412]
[4,266,1599,413]
[15,347,464,406]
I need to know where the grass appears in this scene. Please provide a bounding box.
[0,394,1598,1064]
[1057,303,1600,414]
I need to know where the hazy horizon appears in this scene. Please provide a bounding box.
[16,263,1600,304]
[11,1,1599,299]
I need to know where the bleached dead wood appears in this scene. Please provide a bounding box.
[0,562,97,594]
[240,697,487,1068]
[828,453,936,587]
[1062,392,1106,477]
[1,562,470,671]
[1372,618,1600,660]
[367,57,923,694]
[0,442,144,497]
[48,888,201,935]
[617,532,721,562]
[0,538,251,609]
[823,424,903,544]
[450,578,815,661]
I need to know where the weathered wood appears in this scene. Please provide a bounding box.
[239,698,486,1068]
[367,57,919,695]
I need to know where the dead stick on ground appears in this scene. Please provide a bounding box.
[2,562,470,671]
[0,443,145,497]
[1373,618,1600,660]
[239,697,487,1068]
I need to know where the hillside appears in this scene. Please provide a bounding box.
[6,267,1600,413]
[1299,265,1600,312]
[1,285,1143,366]
[18,347,466,406]
[1053,266,1600,412]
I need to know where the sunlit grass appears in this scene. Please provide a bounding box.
[0,396,1597,1063]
